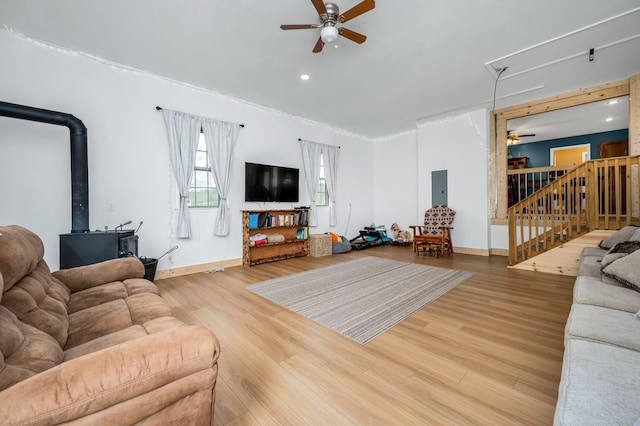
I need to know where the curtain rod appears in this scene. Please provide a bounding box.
[297,138,340,149]
[155,106,244,127]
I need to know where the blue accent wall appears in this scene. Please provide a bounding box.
[507,129,629,168]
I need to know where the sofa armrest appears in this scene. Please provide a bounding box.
[0,325,220,425]
[52,257,145,293]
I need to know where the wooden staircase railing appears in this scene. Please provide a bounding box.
[508,155,640,266]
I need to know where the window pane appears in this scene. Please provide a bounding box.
[194,170,208,187]
[186,133,219,207]
[195,151,208,168]
[316,178,327,206]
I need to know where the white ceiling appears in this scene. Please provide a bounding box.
[1,1,639,138]
[508,96,629,143]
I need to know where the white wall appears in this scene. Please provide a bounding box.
[416,109,491,251]
[372,130,418,234]
[0,30,374,271]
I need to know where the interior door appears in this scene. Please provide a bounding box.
[599,139,628,158]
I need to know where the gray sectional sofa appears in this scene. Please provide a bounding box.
[555,226,640,425]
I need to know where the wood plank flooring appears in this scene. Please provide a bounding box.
[156,246,576,425]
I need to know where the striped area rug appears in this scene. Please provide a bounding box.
[246,256,473,344]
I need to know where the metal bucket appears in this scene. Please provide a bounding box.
[139,257,158,281]
[139,246,177,281]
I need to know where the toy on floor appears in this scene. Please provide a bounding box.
[349,225,392,250]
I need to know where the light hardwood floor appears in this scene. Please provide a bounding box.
[156,246,575,425]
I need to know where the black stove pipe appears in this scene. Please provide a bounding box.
[0,101,89,233]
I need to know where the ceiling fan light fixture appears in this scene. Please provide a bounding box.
[320,26,339,43]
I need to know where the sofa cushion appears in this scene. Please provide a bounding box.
[66,299,135,349]
[0,305,63,391]
[67,278,160,314]
[64,325,149,361]
[66,293,174,349]
[601,249,640,292]
[52,257,145,293]
[1,261,70,347]
[581,246,608,259]
[579,255,604,278]
[573,276,640,313]
[598,225,639,249]
[555,339,640,425]
[565,304,640,351]
[64,317,187,361]
[0,226,44,291]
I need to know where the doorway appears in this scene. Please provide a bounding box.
[550,144,590,166]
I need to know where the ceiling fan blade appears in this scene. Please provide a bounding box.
[280,24,319,30]
[339,0,375,23]
[520,133,536,137]
[339,27,367,44]
[310,0,328,16]
[312,37,324,53]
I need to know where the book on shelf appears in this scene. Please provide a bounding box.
[249,213,259,229]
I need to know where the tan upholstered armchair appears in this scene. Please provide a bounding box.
[409,205,456,257]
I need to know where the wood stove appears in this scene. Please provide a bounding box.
[59,230,138,269]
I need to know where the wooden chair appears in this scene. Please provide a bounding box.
[409,205,455,257]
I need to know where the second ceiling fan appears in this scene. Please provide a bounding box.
[280,0,375,53]
[507,131,536,145]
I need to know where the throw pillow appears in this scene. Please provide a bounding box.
[631,227,640,241]
[598,225,639,249]
[601,249,640,292]
[600,241,640,269]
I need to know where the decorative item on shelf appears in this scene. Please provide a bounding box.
[296,227,308,240]
[249,233,268,247]
[267,234,285,244]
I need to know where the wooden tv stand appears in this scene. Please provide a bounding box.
[242,208,309,266]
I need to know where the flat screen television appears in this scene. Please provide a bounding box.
[245,162,299,202]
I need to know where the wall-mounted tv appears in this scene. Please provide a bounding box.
[245,162,299,202]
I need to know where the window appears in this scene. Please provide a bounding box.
[189,133,219,207]
[315,154,328,206]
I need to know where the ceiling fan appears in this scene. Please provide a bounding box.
[280,0,375,53]
[507,130,536,145]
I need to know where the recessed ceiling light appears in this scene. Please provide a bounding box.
[607,99,619,105]
[300,74,310,81]
[605,117,614,122]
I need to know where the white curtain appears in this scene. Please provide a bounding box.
[323,144,340,226]
[202,119,240,236]
[162,110,201,239]
[300,140,322,226]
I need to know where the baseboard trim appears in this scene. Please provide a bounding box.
[155,248,507,279]
[454,247,490,256]
[489,248,509,256]
[155,258,243,280]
